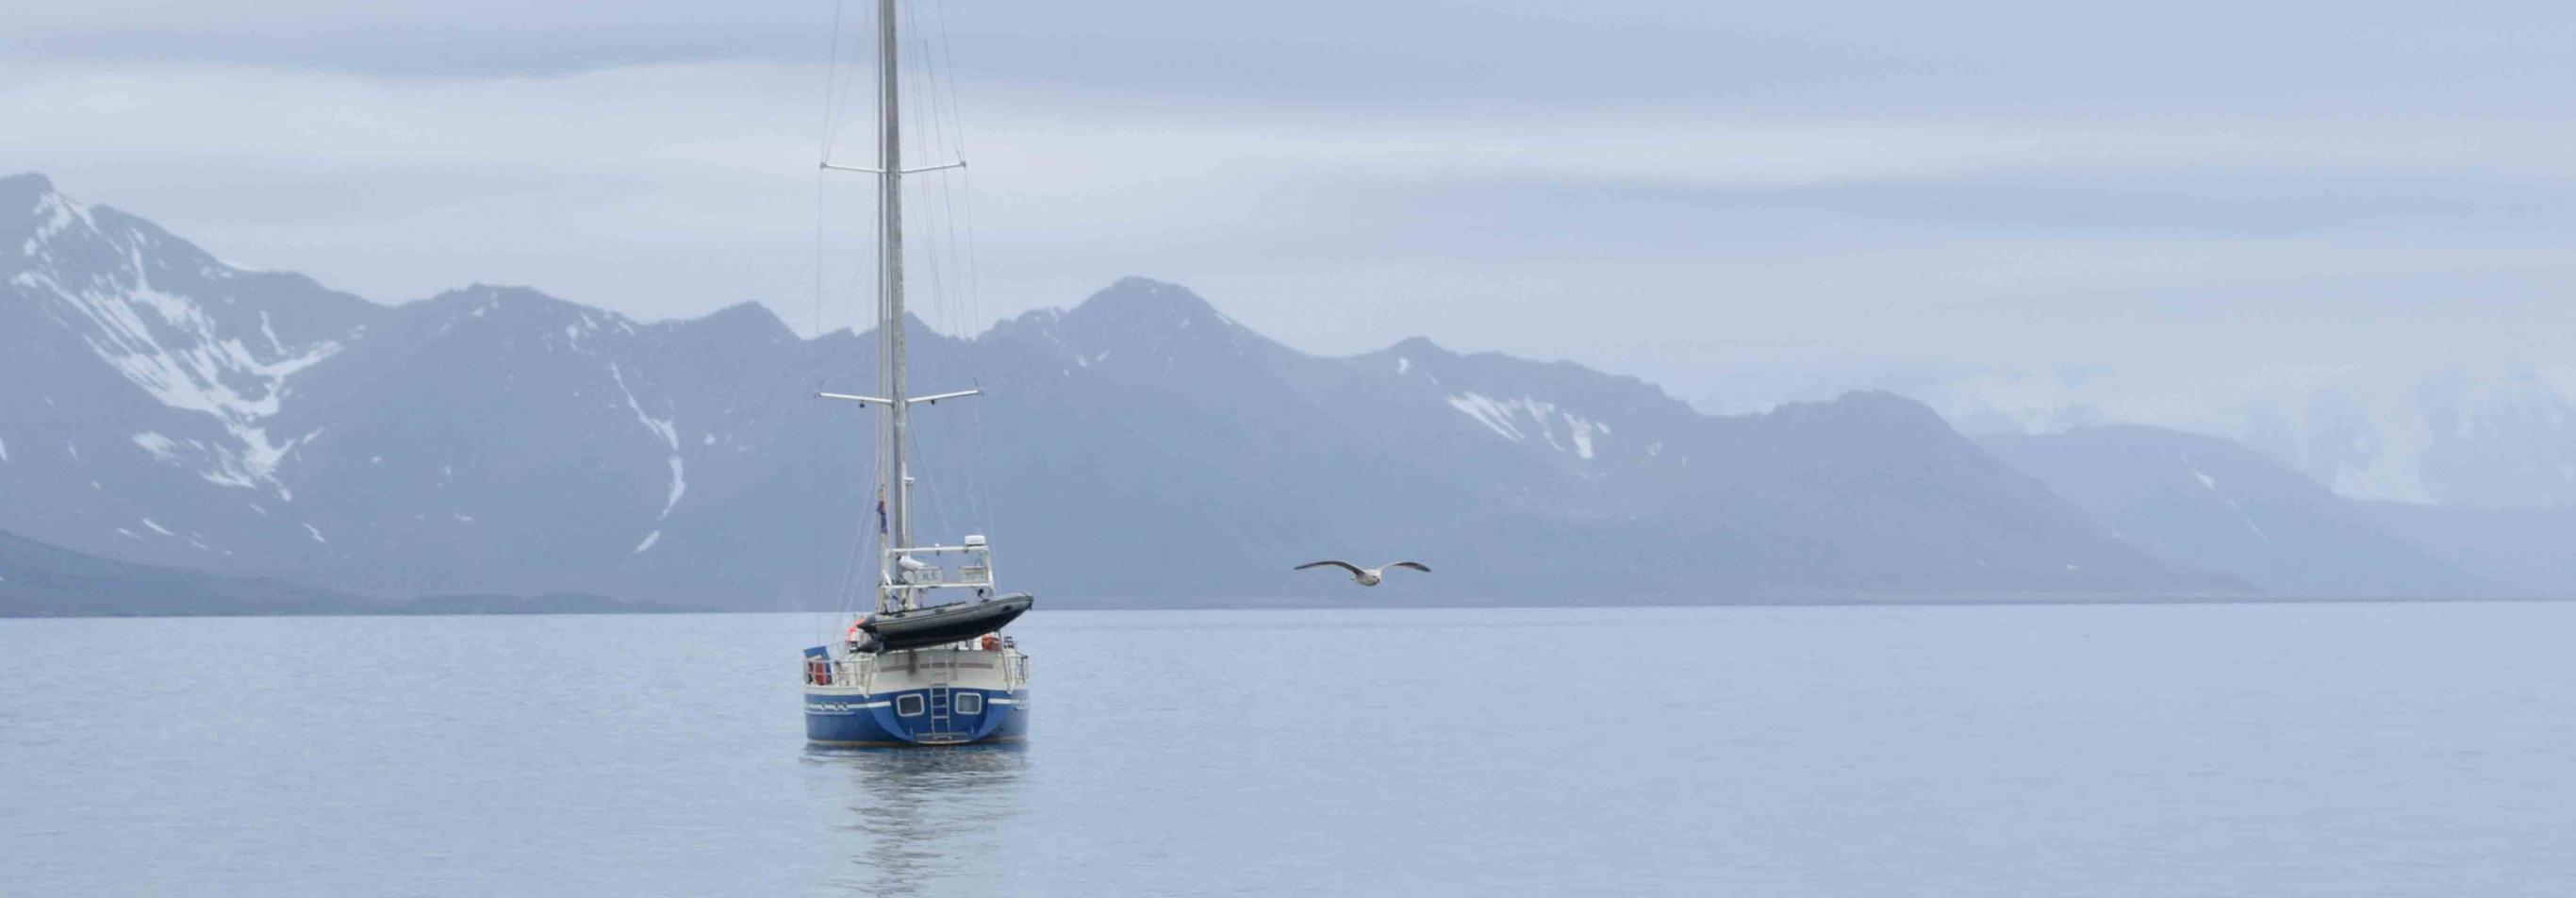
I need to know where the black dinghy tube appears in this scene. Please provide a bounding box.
[862,592,1034,652]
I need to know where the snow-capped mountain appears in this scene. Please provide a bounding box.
[4,173,2229,609]
[2,173,374,560]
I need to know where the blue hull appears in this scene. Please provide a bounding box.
[804,686,1029,746]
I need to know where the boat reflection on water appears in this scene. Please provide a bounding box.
[802,744,1030,895]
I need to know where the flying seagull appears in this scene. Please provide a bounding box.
[1294,560,1430,587]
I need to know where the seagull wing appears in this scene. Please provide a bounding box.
[1295,560,1365,575]
[1385,561,1431,574]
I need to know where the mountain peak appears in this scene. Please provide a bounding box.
[4,172,92,254]
[1388,336,1450,357]
[449,282,550,301]
[1066,276,1240,330]
[1762,391,1959,440]
[431,283,578,310]
[691,301,796,343]
[418,284,625,333]
[2,172,56,199]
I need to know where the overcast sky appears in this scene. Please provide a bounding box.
[9,1,2576,401]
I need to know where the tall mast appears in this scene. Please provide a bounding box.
[877,0,911,611]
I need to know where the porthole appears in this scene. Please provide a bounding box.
[956,693,984,715]
[896,694,925,717]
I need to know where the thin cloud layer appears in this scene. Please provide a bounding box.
[8,2,2575,406]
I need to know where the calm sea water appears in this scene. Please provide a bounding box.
[3,603,2569,897]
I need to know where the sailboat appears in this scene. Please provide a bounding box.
[801,0,1032,746]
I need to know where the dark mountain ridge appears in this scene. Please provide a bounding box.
[6,174,2247,612]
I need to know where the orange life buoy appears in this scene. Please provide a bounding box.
[980,634,1001,651]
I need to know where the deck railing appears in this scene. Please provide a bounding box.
[806,650,1028,690]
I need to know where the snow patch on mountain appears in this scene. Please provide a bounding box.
[659,458,685,514]
[15,196,338,497]
[133,432,183,463]
[1566,416,1607,460]
[32,189,94,243]
[1447,392,1529,441]
[258,311,286,354]
[1445,392,1609,459]
[610,362,685,518]
[2183,456,2270,542]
